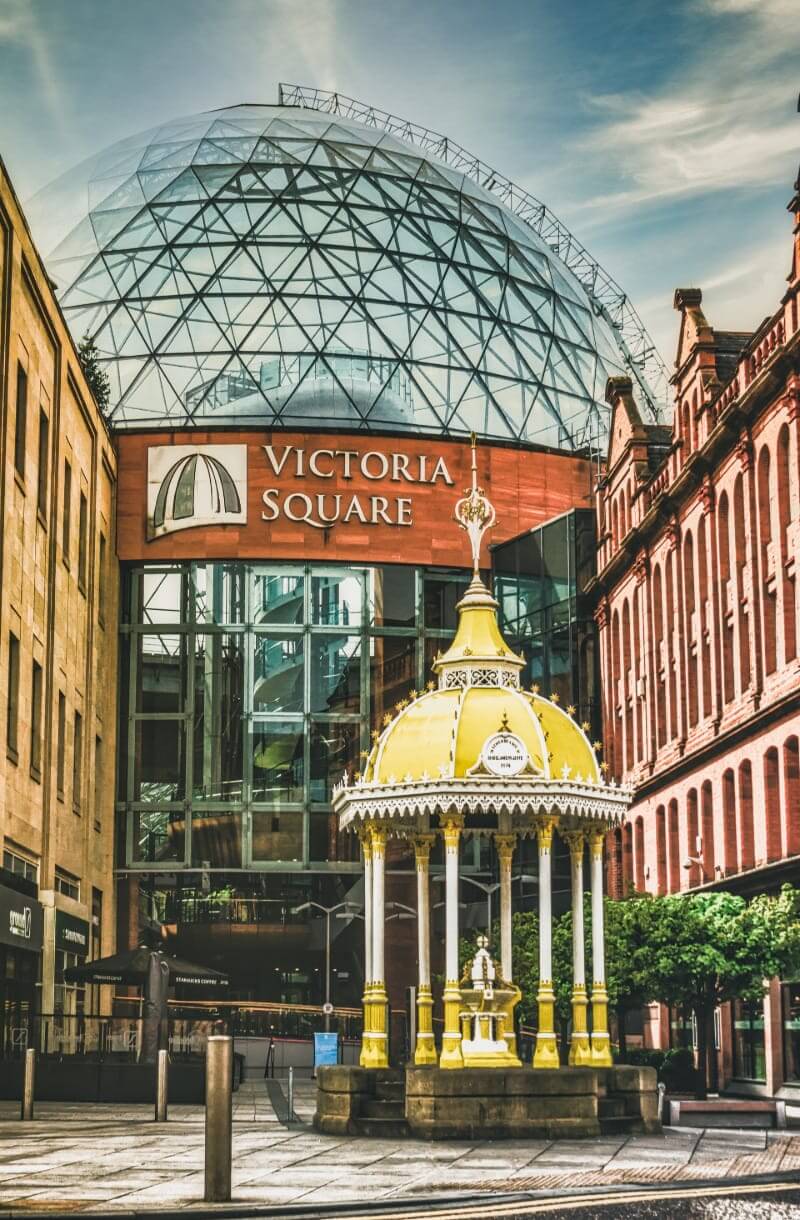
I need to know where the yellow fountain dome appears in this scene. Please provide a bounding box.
[360,438,601,791]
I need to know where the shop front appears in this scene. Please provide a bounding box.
[0,880,44,1054]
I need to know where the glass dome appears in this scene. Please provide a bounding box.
[35,103,633,449]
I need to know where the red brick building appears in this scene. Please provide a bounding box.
[594,169,800,1098]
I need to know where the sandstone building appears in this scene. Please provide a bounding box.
[0,158,118,1051]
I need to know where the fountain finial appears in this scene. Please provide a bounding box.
[454,433,496,580]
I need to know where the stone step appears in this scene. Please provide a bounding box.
[360,1098,405,1119]
[599,1114,638,1135]
[354,1116,410,1139]
[598,1096,626,1119]
[374,1080,405,1102]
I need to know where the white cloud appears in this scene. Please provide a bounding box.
[572,0,799,213]
[0,0,65,129]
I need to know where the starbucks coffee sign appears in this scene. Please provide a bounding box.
[481,732,529,777]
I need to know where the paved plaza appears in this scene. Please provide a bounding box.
[0,1080,798,1212]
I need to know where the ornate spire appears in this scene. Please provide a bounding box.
[455,433,496,581]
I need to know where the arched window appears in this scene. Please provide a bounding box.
[655,805,667,894]
[612,500,619,550]
[634,815,646,891]
[682,403,691,456]
[652,563,667,749]
[733,473,751,693]
[783,736,800,857]
[683,532,698,728]
[722,768,737,874]
[633,586,643,762]
[764,746,781,861]
[738,760,755,870]
[777,426,796,664]
[611,609,622,778]
[701,779,715,880]
[757,446,777,675]
[622,599,633,771]
[717,491,735,703]
[668,798,680,893]
[697,515,711,719]
[622,822,634,892]
[665,552,678,740]
[610,827,624,899]
[686,788,700,887]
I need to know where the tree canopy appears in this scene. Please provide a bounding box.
[77,333,111,412]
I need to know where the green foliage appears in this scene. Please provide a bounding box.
[77,332,111,411]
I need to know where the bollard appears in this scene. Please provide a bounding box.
[21,1048,35,1121]
[287,1065,294,1125]
[204,1035,232,1203]
[155,1048,169,1122]
[657,1081,666,1123]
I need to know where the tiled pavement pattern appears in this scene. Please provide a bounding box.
[0,1081,796,1212]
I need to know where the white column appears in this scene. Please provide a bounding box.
[533,815,559,1069]
[413,834,436,1064]
[372,829,385,987]
[590,826,613,1066]
[439,816,464,1068]
[494,834,515,981]
[565,831,591,1066]
[363,833,373,985]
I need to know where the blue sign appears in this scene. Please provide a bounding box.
[314,1032,340,1068]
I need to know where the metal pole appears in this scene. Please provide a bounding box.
[20,1048,35,1121]
[325,910,331,1033]
[487,889,492,939]
[155,1048,169,1122]
[204,1035,232,1203]
[287,1065,294,1125]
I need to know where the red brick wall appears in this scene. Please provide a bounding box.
[116,429,595,566]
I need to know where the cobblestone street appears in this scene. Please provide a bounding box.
[0,1081,797,1212]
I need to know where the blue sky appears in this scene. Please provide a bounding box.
[0,0,797,366]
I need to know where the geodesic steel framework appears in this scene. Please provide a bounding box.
[45,95,665,450]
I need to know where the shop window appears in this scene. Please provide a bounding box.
[14,363,27,481]
[54,868,80,902]
[36,407,49,519]
[782,982,800,1083]
[6,631,19,761]
[731,998,766,1082]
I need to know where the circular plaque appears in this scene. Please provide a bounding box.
[482,732,529,776]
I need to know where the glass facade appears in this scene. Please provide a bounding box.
[39,105,633,450]
[731,999,766,1082]
[119,561,471,871]
[493,509,600,735]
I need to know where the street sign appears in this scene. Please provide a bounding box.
[322,1001,334,1015]
[314,1031,339,1069]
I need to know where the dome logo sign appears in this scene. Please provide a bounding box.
[147,444,247,540]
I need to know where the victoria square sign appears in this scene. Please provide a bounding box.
[122,429,593,567]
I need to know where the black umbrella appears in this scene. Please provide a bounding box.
[66,947,228,1063]
[65,946,229,988]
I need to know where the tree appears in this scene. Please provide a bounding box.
[77,333,110,412]
[642,886,800,1097]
